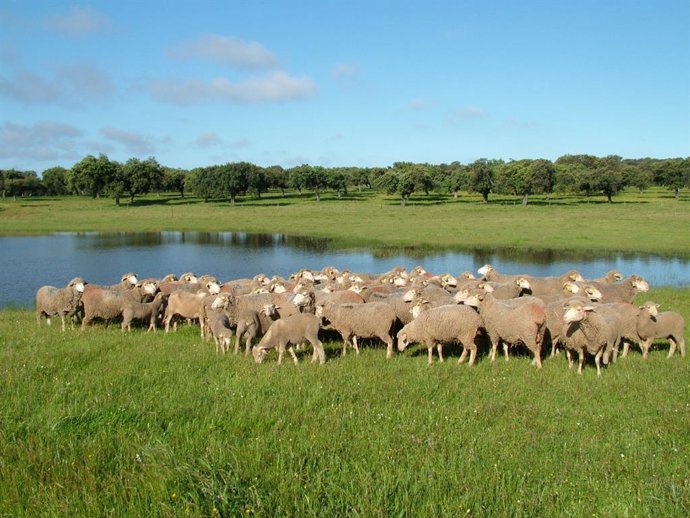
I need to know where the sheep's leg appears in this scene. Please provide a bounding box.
[385,337,394,359]
[458,347,468,364]
[35,311,42,327]
[427,344,434,364]
[437,344,444,362]
[245,336,254,356]
[340,334,349,356]
[46,316,52,327]
[577,351,585,374]
[595,350,603,376]
[311,340,326,364]
[532,349,542,369]
[502,342,510,362]
[234,331,242,354]
[352,335,361,355]
[288,346,298,365]
[566,350,574,369]
[621,341,630,358]
[667,338,677,358]
[468,348,477,366]
[641,340,651,359]
[679,337,686,357]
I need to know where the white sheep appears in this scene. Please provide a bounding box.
[561,301,620,375]
[120,292,167,332]
[252,313,325,365]
[397,304,484,365]
[35,277,86,331]
[635,301,686,358]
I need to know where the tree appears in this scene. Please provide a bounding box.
[264,165,288,196]
[163,167,187,197]
[622,159,653,194]
[191,166,216,202]
[500,159,555,205]
[327,168,349,198]
[289,164,327,201]
[248,168,269,199]
[658,157,690,200]
[374,167,416,206]
[594,155,625,203]
[41,166,69,195]
[105,161,127,206]
[351,168,372,191]
[71,154,117,198]
[119,157,164,204]
[468,158,497,203]
[217,162,254,205]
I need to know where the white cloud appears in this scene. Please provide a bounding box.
[46,7,111,36]
[150,71,316,104]
[0,65,114,106]
[332,63,358,78]
[100,127,156,155]
[0,121,82,161]
[168,35,278,70]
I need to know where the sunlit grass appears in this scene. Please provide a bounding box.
[1,287,688,517]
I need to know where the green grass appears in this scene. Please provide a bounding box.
[1,288,689,517]
[1,187,689,255]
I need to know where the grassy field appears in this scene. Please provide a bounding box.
[1,188,689,255]
[0,288,688,517]
[1,189,689,516]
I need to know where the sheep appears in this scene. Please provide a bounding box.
[635,301,686,358]
[478,265,584,296]
[588,302,642,362]
[397,304,484,365]
[208,312,234,354]
[235,304,280,355]
[163,290,228,338]
[543,285,603,357]
[464,291,546,368]
[252,313,325,365]
[35,277,86,331]
[578,275,649,303]
[120,292,167,332]
[591,270,623,284]
[81,280,158,329]
[315,300,397,358]
[561,301,620,375]
[483,277,532,299]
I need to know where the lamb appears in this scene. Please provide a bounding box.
[35,277,86,331]
[316,300,397,358]
[397,304,484,365]
[252,313,326,365]
[81,280,158,329]
[208,312,234,354]
[561,301,620,375]
[635,301,686,358]
[235,304,280,355]
[464,291,546,368]
[120,292,167,332]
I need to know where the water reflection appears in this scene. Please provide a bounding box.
[1,232,688,308]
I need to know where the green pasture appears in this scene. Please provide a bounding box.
[0,187,689,255]
[0,189,689,516]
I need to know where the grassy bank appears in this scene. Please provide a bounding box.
[1,188,689,255]
[1,288,689,517]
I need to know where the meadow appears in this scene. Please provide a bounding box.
[0,188,689,516]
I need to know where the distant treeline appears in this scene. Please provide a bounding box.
[1,154,688,205]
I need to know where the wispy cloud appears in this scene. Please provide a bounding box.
[100,127,156,155]
[448,106,486,124]
[332,63,358,78]
[150,71,316,104]
[168,35,278,70]
[0,65,114,106]
[0,121,82,162]
[407,98,432,110]
[46,7,111,36]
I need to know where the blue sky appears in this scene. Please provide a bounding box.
[1,1,688,173]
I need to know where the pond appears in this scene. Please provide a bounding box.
[2,231,689,308]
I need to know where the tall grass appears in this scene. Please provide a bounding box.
[1,188,689,255]
[1,288,688,517]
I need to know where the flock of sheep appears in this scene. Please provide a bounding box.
[35,264,686,374]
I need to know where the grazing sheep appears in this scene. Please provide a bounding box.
[316,300,397,358]
[35,277,86,331]
[252,313,325,365]
[121,292,167,332]
[208,312,234,354]
[397,304,484,365]
[635,302,686,358]
[464,291,546,368]
[561,301,620,375]
[81,281,157,329]
[235,304,280,355]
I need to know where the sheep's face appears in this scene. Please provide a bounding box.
[142,281,158,295]
[314,304,325,318]
[453,289,469,304]
[480,282,495,293]
[181,273,198,283]
[271,283,287,293]
[460,271,476,280]
[441,274,457,287]
[640,302,659,317]
[632,276,649,292]
[293,290,312,307]
[563,282,579,294]
[206,282,221,295]
[516,278,531,291]
[566,270,584,282]
[262,304,278,318]
[211,294,230,310]
[410,302,428,320]
[396,330,410,351]
[584,285,602,301]
[122,273,138,286]
[477,264,493,277]
[252,347,267,364]
[393,275,407,287]
[464,293,483,308]
[563,303,595,324]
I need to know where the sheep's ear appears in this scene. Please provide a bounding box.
[582,304,596,312]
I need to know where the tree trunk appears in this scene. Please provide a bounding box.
[482,192,489,203]
[315,190,321,202]
[675,187,680,200]
[115,194,120,206]
[454,191,458,200]
[230,195,236,206]
[130,193,135,204]
[607,193,613,203]
[400,196,406,207]
[522,193,529,205]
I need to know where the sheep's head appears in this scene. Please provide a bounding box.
[410,299,430,319]
[440,273,457,288]
[463,291,485,308]
[459,271,476,280]
[396,327,411,351]
[477,264,494,277]
[562,281,580,295]
[563,302,596,324]
[252,347,267,364]
[141,281,158,295]
[261,304,279,318]
[631,275,649,292]
[69,277,86,293]
[453,289,470,304]
[639,301,660,317]
[180,272,198,283]
[206,281,221,295]
[211,293,231,310]
[583,285,602,301]
[606,270,623,282]
[479,282,494,293]
[516,278,531,291]
[566,270,584,282]
[121,272,138,286]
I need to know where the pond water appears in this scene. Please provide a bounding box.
[2,231,689,308]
